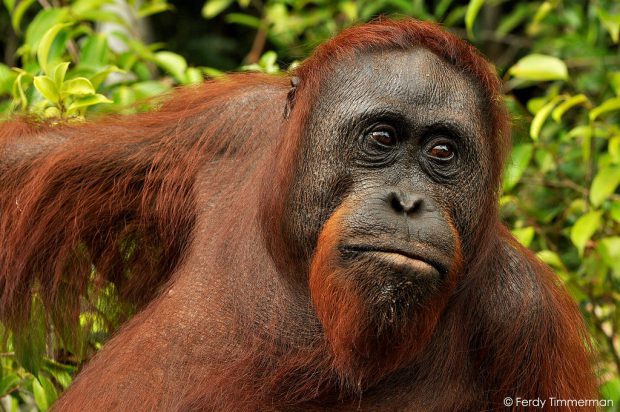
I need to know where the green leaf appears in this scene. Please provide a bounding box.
[512,226,535,248]
[225,13,261,28]
[67,93,112,114]
[502,143,533,191]
[590,166,620,207]
[42,359,76,389]
[340,2,358,21]
[610,72,620,96]
[0,373,20,397]
[24,8,69,58]
[132,81,170,100]
[552,94,589,122]
[570,210,602,256]
[33,375,58,412]
[202,0,233,19]
[37,23,72,75]
[80,34,110,68]
[527,1,553,35]
[74,10,126,25]
[14,295,47,375]
[598,237,620,275]
[0,63,17,94]
[4,0,16,12]
[137,2,172,18]
[184,67,203,85]
[12,71,31,109]
[601,378,620,403]
[589,97,620,121]
[11,0,36,32]
[61,77,95,96]
[70,0,114,15]
[34,76,60,103]
[33,378,49,411]
[51,61,70,87]
[89,65,123,89]
[435,0,453,20]
[536,250,563,269]
[508,54,569,82]
[154,51,187,82]
[598,9,620,43]
[496,3,531,36]
[465,0,484,39]
[608,140,620,161]
[530,97,563,140]
[610,201,620,223]
[44,106,61,118]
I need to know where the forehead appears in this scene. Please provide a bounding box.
[314,48,486,138]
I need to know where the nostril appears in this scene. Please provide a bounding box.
[388,191,423,215]
[390,192,404,213]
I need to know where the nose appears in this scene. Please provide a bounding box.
[388,190,424,215]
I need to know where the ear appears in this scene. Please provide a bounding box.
[283,76,300,119]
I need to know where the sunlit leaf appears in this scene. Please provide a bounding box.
[61,77,95,96]
[51,61,70,87]
[154,51,187,82]
[137,2,172,18]
[508,54,568,81]
[590,166,620,207]
[37,23,72,74]
[67,93,112,114]
[89,65,124,89]
[202,0,233,19]
[512,226,535,247]
[610,201,620,223]
[465,0,484,39]
[589,97,620,121]
[23,8,67,59]
[598,9,620,43]
[80,34,110,68]
[0,374,20,397]
[552,94,589,122]
[530,97,563,140]
[33,375,58,412]
[503,143,533,191]
[70,0,114,15]
[33,75,59,103]
[11,0,36,32]
[601,378,620,404]
[536,250,564,269]
[598,237,620,275]
[570,210,602,256]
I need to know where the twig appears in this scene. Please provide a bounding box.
[519,177,588,196]
[245,22,268,64]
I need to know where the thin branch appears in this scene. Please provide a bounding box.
[519,177,588,196]
[245,22,268,64]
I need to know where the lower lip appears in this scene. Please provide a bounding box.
[366,251,439,276]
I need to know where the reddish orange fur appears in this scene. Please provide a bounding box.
[0,18,597,411]
[309,202,463,392]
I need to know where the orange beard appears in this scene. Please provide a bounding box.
[309,205,461,391]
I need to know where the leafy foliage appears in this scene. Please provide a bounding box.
[0,0,619,409]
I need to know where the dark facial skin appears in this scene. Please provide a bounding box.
[285,48,493,311]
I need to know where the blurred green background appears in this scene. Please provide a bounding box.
[0,0,619,410]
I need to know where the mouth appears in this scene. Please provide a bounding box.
[341,244,447,278]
